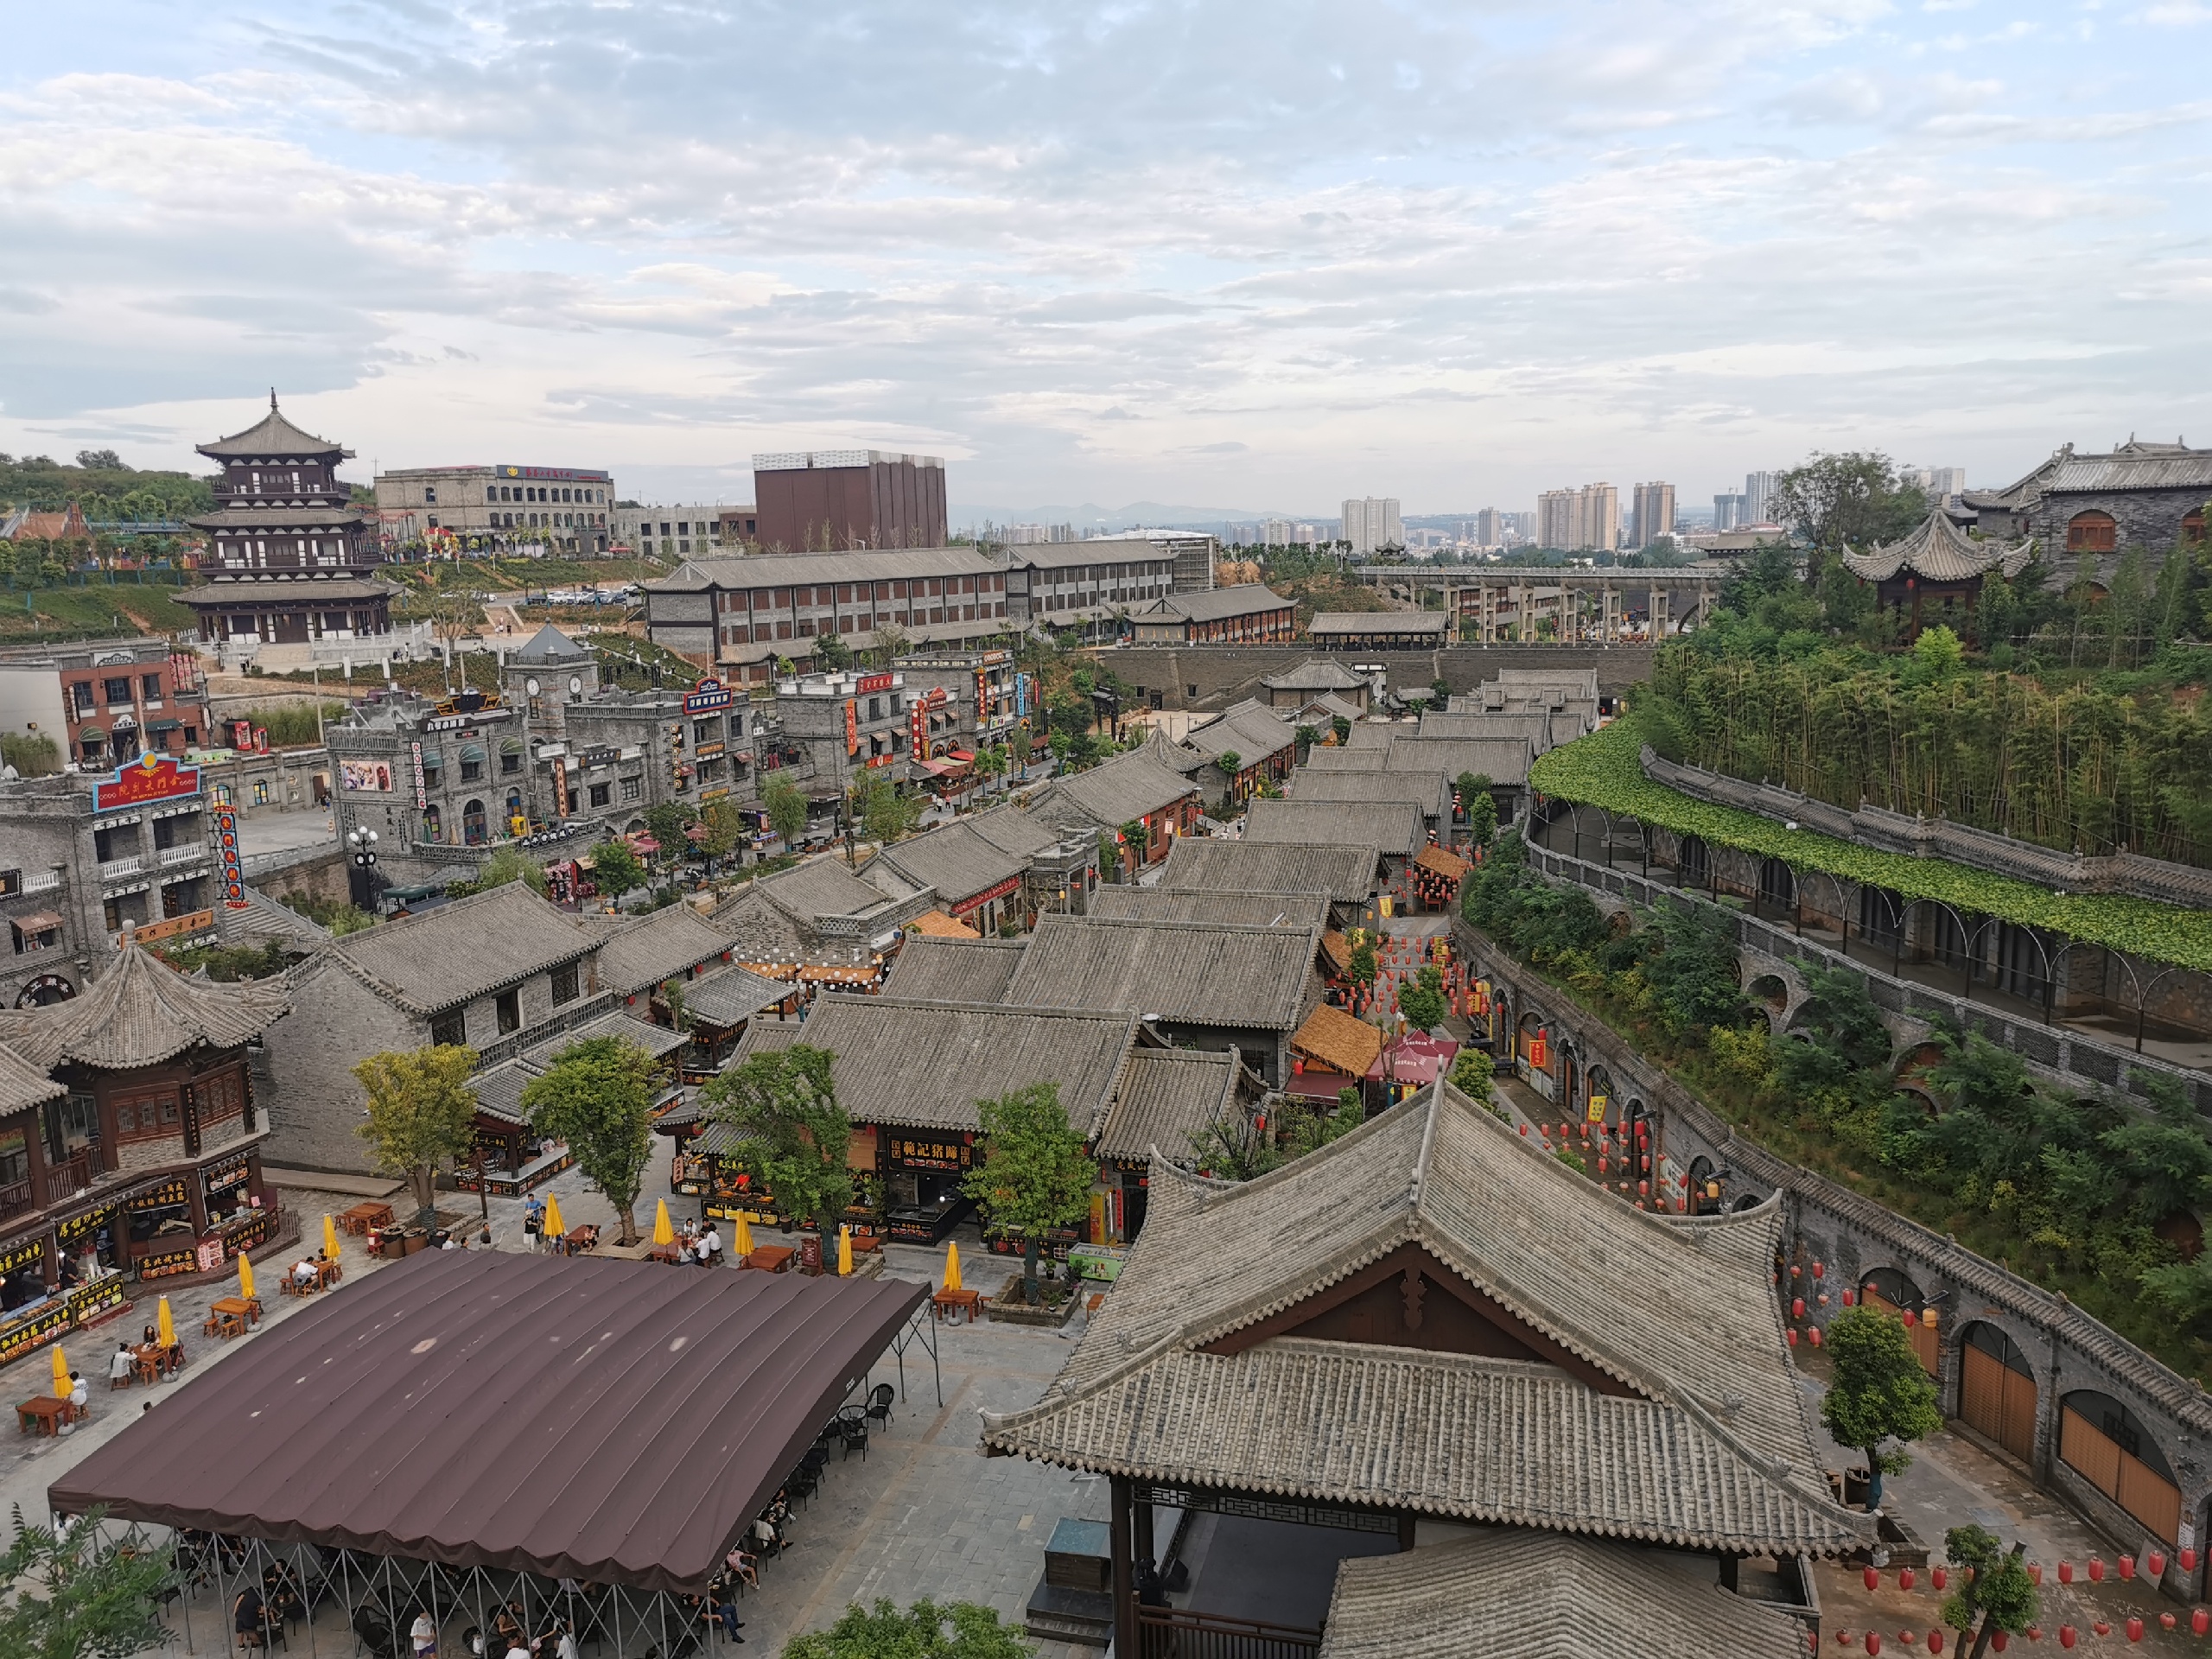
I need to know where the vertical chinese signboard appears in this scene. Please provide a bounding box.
[214,806,247,909]
[844,699,859,757]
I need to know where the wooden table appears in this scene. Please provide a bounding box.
[563,1225,600,1255]
[213,1294,258,1330]
[647,1244,684,1265]
[315,1259,342,1289]
[931,1287,982,1325]
[207,1301,251,1340]
[339,1202,393,1236]
[849,1231,884,1255]
[742,1245,795,1274]
[16,1395,73,1435]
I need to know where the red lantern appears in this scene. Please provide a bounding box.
[2126,1618,2142,1643]
[2160,1613,2176,1631]
[1865,1567,1880,1592]
[2088,1558,2104,1583]
[1809,1326,1823,1347]
[1791,1264,1802,1279]
[1518,1123,1528,1136]
[1899,1568,1915,1591]
[1791,1294,1806,1319]
[1866,1636,1882,1656]
[2058,1562,2073,1585]
[2057,1627,2075,1649]
[2196,1610,2210,1637]
[1843,1289,1858,1306]
[1638,1179,1649,1195]
[2117,1554,2133,1580]
[1930,1567,1947,1592]
[2025,1625,2042,1643]
[1819,1291,1830,1306]
[1991,1635,2008,1653]
[2027,1563,2041,1585]
[1813,1261,1825,1278]
[1787,1329,1799,1346]
[2183,1548,2199,1573]
[1902,1309,1917,1327]
[2092,1624,2110,1638]
[1928,1633,1943,1654]
[2149,1549,2166,1577]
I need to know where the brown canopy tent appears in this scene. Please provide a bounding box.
[50,1249,927,1596]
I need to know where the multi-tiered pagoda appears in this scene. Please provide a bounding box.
[180,395,397,650]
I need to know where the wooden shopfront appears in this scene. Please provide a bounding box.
[878,1129,976,1243]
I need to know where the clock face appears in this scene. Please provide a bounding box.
[569,676,583,695]
[525,677,541,696]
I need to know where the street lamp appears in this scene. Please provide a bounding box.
[346,826,379,911]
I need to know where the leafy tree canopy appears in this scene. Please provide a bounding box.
[523,1035,659,1244]
[701,1046,853,1236]
[354,1045,480,1222]
[779,1598,1030,1659]
[0,1506,172,1659]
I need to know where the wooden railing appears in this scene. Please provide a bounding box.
[44,1150,96,1201]
[0,1181,32,1224]
[1135,1608,1321,1659]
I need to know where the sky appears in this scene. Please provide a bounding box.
[3,0,2210,520]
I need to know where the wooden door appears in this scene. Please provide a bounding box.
[1863,1289,1938,1376]
[1961,1342,2036,1462]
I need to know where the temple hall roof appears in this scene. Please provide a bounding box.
[1842,511,2035,584]
[196,397,353,461]
[0,944,291,1072]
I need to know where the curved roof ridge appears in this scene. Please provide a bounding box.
[1841,509,2034,583]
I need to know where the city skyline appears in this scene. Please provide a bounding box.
[4,1,2209,514]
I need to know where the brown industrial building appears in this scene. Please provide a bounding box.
[753,450,947,551]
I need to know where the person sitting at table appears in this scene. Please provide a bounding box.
[143,1322,159,1347]
[721,1548,759,1591]
[550,1622,579,1659]
[697,1224,721,1265]
[291,1258,319,1288]
[706,1577,746,1643]
[109,1343,136,1388]
[67,1370,89,1422]
[492,1601,524,1651]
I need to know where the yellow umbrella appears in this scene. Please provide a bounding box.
[50,1342,69,1399]
[542,1192,566,1238]
[836,1225,852,1277]
[944,1240,963,1293]
[156,1297,176,1348]
[731,1211,754,1259]
[652,1199,675,1247]
[238,1252,257,1301]
[322,1214,341,1262]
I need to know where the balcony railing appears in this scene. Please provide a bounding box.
[1135,1609,1320,1659]
[157,843,209,868]
[19,871,61,894]
[0,1180,32,1224]
[43,1149,97,1203]
[98,855,143,881]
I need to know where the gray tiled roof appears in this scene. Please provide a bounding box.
[197,400,348,458]
[881,936,1026,1003]
[510,624,593,664]
[1289,766,1450,823]
[175,577,398,607]
[1319,1530,1809,1659]
[1384,735,1535,789]
[0,1042,64,1113]
[594,904,731,996]
[680,968,789,1027]
[1139,585,1293,624]
[874,821,1027,905]
[228,887,334,950]
[469,1060,536,1126]
[520,1010,689,1067]
[1182,700,1296,766]
[1020,737,1199,830]
[728,999,1141,1134]
[1344,720,1400,750]
[1086,887,1333,931]
[649,547,1000,594]
[1092,1046,1240,1161]
[1005,914,1322,1033]
[983,1082,1870,1557]
[1418,710,1585,754]
[323,883,604,1017]
[1260,661,1367,693]
[1242,798,1424,860]
[1843,512,2035,583]
[1307,611,1451,637]
[1155,838,1377,905]
[963,806,1058,861]
[0,944,291,1071]
[1295,747,1387,772]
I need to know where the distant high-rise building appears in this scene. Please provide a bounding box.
[1259,517,1296,546]
[1509,512,1535,543]
[1630,482,1676,549]
[1474,507,1506,547]
[1713,493,1747,532]
[1536,483,1620,551]
[1743,470,1777,525]
[1341,497,1404,556]
[753,449,948,550]
[1899,466,1967,505]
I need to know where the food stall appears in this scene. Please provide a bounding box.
[880,1131,976,1244]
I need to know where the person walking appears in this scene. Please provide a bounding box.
[523,1198,543,1255]
[411,1607,438,1659]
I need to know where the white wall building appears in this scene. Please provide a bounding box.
[1341,497,1403,556]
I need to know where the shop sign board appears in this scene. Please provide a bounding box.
[94,753,200,814]
[683,677,737,714]
[216,804,247,907]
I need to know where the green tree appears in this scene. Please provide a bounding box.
[763,778,809,849]
[815,632,853,670]
[963,1082,1094,1306]
[1399,964,1446,1032]
[1819,1305,1942,1509]
[355,1045,480,1224]
[644,803,698,857]
[1770,452,1929,575]
[1,734,62,777]
[1448,1046,1495,1102]
[588,837,645,902]
[1431,677,1451,705]
[852,774,922,844]
[522,1035,658,1244]
[1940,1526,2037,1659]
[698,799,748,861]
[0,1506,172,1659]
[1913,624,1964,678]
[460,844,548,896]
[1455,772,1497,846]
[779,1598,1030,1659]
[702,1045,853,1243]
[1294,723,1319,760]
[1330,714,1351,746]
[1213,749,1241,801]
[1347,928,1378,990]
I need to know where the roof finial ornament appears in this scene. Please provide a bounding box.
[270,387,279,411]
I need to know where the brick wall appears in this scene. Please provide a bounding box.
[259,955,422,1173]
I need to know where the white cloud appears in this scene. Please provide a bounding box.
[1,0,2209,508]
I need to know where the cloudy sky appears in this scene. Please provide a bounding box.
[3,0,2209,518]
